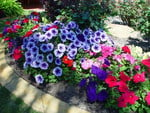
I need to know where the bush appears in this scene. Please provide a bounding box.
[0,0,23,17]
[116,0,150,36]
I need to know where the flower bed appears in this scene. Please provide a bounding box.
[0,12,150,113]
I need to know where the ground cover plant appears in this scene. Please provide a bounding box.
[0,0,23,17]
[0,12,150,113]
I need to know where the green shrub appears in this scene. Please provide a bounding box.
[56,0,114,30]
[116,0,150,36]
[0,0,23,17]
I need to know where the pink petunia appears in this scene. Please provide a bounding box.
[133,72,146,83]
[125,91,139,105]
[113,54,122,63]
[145,92,150,105]
[81,59,93,70]
[122,53,135,64]
[101,45,115,57]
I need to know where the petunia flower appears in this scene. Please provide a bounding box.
[97,90,108,102]
[141,58,150,68]
[117,81,129,92]
[105,75,118,88]
[145,92,150,105]
[81,59,93,70]
[39,61,49,70]
[133,72,146,83]
[122,46,131,54]
[119,71,130,82]
[35,74,44,84]
[52,66,62,76]
[91,65,107,80]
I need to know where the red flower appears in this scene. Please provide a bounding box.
[23,30,33,37]
[8,42,13,48]
[122,46,131,54]
[31,24,39,30]
[7,27,13,33]
[22,18,29,23]
[4,37,11,41]
[13,25,22,30]
[118,91,139,107]
[12,48,22,60]
[117,95,128,107]
[105,75,118,88]
[62,56,73,67]
[141,58,150,68]
[0,33,3,38]
[32,18,39,21]
[117,81,129,92]
[119,71,130,82]
[133,72,146,83]
[145,92,150,105]
[125,91,139,104]
[5,21,10,25]
[31,12,39,15]
[47,25,58,31]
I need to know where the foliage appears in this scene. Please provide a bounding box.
[116,0,150,36]
[0,0,23,17]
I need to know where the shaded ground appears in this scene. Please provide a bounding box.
[0,84,41,113]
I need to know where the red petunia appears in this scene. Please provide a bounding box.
[105,75,118,88]
[13,25,22,30]
[12,48,22,60]
[125,91,139,105]
[32,18,39,21]
[5,21,10,25]
[62,56,74,67]
[4,37,11,41]
[122,46,131,54]
[133,72,146,83]
[31,24,39,30]
[117,95,128,107]
[22,18,29,23]
[7,27,14,33]
[23,30,33,37]
[145,92,150,105]
[31,12,39,15]
[141,58,150,68]
[0,33,3,38]
[119,71,130,82]
[47,25,58,31]
[117,81,129,92]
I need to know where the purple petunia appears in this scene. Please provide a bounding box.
[91,44,101,53]
[54,49,64,58]
[39,34,46,42]
[79,78,87,87]
[31,46,39,53]
[46,53,53,63]
[52,66,62,76]
[57,43,66,52]
[45,31,52,40]
[60,34,67,42]
[50,28,58,36]
[91,65,107,80]
[40,44,48,53]
[97,90,108,102]
[35,74,44,84]
[36,54,44,61]
[100,33,108,42]
[26,42,35,50]
[39,61,49,70]
[25,51,32,58]
[47,43,54,51]
[55,58,62,65]
[68,48,77,57]
[77,34,86,42]
[31,60,41,68]
[86,81,97,103]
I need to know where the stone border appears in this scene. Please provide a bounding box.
[0,41,90,113]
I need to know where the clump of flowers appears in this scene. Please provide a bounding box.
[1,12,150,113]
